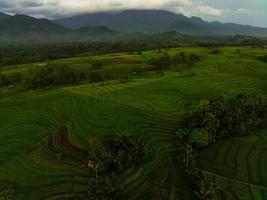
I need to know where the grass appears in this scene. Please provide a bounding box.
[0,46,267,199]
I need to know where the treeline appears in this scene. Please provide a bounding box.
[178,94,267,148]
[177,94,267,168]
[26,65,76,88]
[25,64,133,89]
[0,41,185,67]
[25,62,164,89]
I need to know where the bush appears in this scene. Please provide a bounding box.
[259,55,267,63]
[149,53,172,70]
[88,71,103,83]
[87,175,116,200]
[0,73,9,86]
[108,135,145,171]
[91,61,104,70]
[9,72,22,83]
[188,54,201,66]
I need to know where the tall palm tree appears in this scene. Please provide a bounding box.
[213,49,220,73]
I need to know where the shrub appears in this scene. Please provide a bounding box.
[87,175,116,200]
[188,54,201,66]
[259,55,267,63]
[9,72,22,83]
[0,73,9,86]
[88,71,103,83]
[108,135,145,171]
[91,61,104,70]
[149,53,172,70]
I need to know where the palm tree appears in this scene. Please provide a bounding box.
[194,179,215,200]
[213,49,220,73]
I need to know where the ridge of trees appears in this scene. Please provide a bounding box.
[0,42,188,67]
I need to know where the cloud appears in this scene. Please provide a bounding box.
[19,1,44,8]
[197,5,223,16]
[0,1,14,8]
[235,8,251,15]
[0,0,266,27]
[0,0,197,18]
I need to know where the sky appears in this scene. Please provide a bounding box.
[0,0,267,27]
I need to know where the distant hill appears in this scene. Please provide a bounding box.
[0,14,67,34]
[0,12,9,20]
[0,11,266,45]
[0,14,132,44]
[55,9,267,36]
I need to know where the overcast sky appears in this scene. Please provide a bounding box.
[0,0,266,27]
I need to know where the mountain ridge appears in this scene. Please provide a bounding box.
[55,9,267,36]
[0,14,68,34]
[0,12,10,20]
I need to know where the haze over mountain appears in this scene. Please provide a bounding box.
[0,13,132,44]
[0,12,10,20]
[0,9,267,45]
[0,14,67,34]
[55,9,267,36]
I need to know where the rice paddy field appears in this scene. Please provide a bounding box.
[0,47,267,199]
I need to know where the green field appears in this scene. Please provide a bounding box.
[0,47,267,199]
[197,129,267,200]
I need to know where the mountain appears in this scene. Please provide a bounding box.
[0,12,9,20]
[55,9,267,36]
[55,10,185,33]
[0,14,129,44]
[0,11,265,45]
[0,14,68,34]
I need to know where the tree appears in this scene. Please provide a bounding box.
[189,129,210,148]
[181,94,267,144]
[235,49,241,55]
[0,73,9,86]
[210,49,221,73]
[194,178,215,200]
[188,54,201,66]
[260,54,267,63]
[87,175,116,200]
[149,53,172,70]
[108,135,145,171]
[9,72,22,84]
[178,52,186,63]
[88,71,103,83]
[91,60,104,70]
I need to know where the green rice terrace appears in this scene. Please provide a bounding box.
[0,47,267,199]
